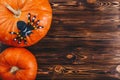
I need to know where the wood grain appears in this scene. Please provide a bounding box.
[1,0,120,80]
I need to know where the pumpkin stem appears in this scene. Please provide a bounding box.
[4,2,21,17]
[10,66,20,74]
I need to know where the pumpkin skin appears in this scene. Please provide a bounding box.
[0,47,37,80]
[0,0,52,47]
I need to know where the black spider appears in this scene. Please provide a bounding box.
[10,13,44,44]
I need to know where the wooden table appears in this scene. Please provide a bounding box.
[2,0,120,80]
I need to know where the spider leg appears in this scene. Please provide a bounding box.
[36,20,40,25]
[18,39,22,44]
[15,34,22,44]
[23,37,27,44]
[9,32,18,35]
[37,26,44,29]
[31,16,36,25]
[33,20,40,29]
[10,32,23,44]
[14,35,27,44]
[34,20,44,29]
[12,36,21,44]
[9,32,21,43]
[13,38,17,41]
[10,32,21,42]
[28,13,31,24]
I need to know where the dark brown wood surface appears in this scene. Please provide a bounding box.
[2,0,120,80]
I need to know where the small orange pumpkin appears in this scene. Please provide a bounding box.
[0,0,52,47]
[0,47,37,80]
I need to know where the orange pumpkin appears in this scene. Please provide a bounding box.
[0,0,52,47]
[0,47,37,80]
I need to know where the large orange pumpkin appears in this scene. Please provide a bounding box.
[0,0,52,47]
[0,47,37,80]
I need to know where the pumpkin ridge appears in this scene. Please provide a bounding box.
[21,0,41,12]
[2,19,16,44]
[1,53,11,66]
[0,17,8,25]
[16,0,28,10]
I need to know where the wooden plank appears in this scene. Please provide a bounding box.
[35,0,120,79]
